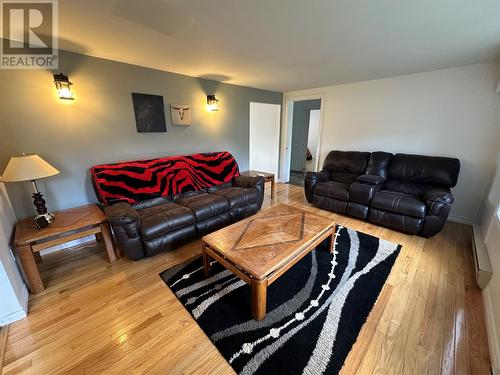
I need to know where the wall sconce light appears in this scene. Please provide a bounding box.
[53,73,74,100]
[207,95,219,111]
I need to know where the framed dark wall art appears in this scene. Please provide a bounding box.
[131,93,167,133]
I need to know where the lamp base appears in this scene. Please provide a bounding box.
[32,192,48,215]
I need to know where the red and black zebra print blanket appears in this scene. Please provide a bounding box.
[90,151,240,205]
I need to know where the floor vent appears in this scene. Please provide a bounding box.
[471,224,493,289]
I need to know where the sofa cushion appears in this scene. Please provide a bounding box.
[369,208,424,234]
[371,190,426,218]
[383,179,430,196]
[211,187,259,209]
[132,196,172,210]
[389,153,460,187]
[312,195,348,214]
[314,181,350,201]
[322,151,370,175]
[329,172,359,184]
[321,151,370,184]
[207,182,233,193]
[175,192,229,221]
[139,202,195,240]
[143,226,197,257]
[365,151,393,178]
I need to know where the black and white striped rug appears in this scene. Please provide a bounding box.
[161,226,401,374]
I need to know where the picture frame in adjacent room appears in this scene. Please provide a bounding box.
[131,93,167,133]
[170,104,192,126]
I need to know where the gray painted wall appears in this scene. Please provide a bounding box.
[290,99,321,171]
[0,50,282,219]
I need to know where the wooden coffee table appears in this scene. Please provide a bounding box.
[201,204,335,320]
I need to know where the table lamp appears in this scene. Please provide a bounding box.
[1,153,60,219]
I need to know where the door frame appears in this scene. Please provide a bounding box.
[279,93,325,183]
[249,101,282,178]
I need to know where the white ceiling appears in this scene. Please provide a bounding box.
[50,1,500,91]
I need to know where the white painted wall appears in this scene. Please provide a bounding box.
[249,102,281,176]
[306,110,321,172]
[284,61,500,222]
[476,153,500,368]
[0,183,28,325]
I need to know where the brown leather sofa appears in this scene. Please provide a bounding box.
[305,151,460,237]
[90,152,264,260]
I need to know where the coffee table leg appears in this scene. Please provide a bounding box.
[251,279,267,320]
[327,228,335,253]
[270,177,275,199]
[202,247,211,277]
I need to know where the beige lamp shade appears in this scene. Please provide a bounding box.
[1,154,60,182]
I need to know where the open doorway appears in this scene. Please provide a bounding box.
[306,109,321,172]
[284,98,322,186]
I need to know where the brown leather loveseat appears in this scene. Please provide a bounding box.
[90,151,264,260]
[305,151,460,237]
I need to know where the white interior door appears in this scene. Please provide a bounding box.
[249,102,281,176]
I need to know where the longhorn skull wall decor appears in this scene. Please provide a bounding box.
[170,103,192,125]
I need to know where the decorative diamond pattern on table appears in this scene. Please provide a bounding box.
[233,212,304,250]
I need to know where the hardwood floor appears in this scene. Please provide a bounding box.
[0,325,8,375]
[2,183,491,374]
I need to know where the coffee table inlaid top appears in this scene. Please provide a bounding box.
[202,204,334,280]
[15,204,107,246]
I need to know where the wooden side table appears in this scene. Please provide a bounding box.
[14,204,117,293]
[240,170,275,198]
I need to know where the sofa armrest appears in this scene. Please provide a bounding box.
[105,202,145,260]
[421,188,454,237]
[422,187,454,217]
[105,202,140,230]
[234,175,265,209]
[423,188,454,205]
[356,174,385,185]
[234,175,264,190]
[304,171,330,203]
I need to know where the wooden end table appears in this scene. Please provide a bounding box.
[202,204,335,320]
[240,170,275,198]
[14,204,117,293]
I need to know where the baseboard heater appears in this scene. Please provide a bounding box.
[471,224,493,289]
